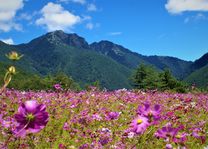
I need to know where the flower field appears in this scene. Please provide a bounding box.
[0,89,208,149]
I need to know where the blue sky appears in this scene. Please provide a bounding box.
[0,0,208,61]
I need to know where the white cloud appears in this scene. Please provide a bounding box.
[18,13,32,21]
[0,0,24,32]
[36,2,81,31]
[87,3,97,11]
[86,22,94,30]
[58,0,86,5]
[1,38,14,45]
[109,32,122,36]
[165,0,208,14]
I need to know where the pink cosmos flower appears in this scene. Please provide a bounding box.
[173,132,188,143]
[63,122,69,130]
[129,115,149,135]
[14,100,49,137]
[54,84,62,90]
[105,111,120,120]
[155,123,178,140]
[137,103,161,122]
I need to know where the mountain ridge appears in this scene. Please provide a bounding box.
[0,30,207,89]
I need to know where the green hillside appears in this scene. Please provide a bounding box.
[15,31,132,89]
[1,30,207,89]
[184,64,208,88]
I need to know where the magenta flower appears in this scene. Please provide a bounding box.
[166,144,173,149]
[54,84,62,90]
[191,128,206,144]
[137,103,161,122]
[14,100,49,137]
[63,122,69,130]
[105,111,120,120]
[155,123,178,140]
[173,132,188,143]
[129,115,149,135]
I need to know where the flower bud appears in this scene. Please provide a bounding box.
[8,66,16,74]
[6,51,23,61]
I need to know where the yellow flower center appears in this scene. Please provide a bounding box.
[137,119,143,124]
[175,134,181,139]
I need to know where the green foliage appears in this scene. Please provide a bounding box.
[0,64,80,91]
[159,69,178,90]
[184,64,208,89]
[132,64,160,90]
[132,64,187,92]
[144,56,192,79]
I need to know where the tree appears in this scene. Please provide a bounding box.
[159,69,187,92]
[132,64,159,90]
[159,69,177,90]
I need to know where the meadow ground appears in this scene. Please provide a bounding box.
[0,89,207,149]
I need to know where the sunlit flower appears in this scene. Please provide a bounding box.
[8,66,16,75]
[6,51,23,61]
[14,100,49,137]
[129,116,149,135]
[137,103,161,122]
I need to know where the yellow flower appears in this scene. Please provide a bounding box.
[8,66,16,75]
[6,51,23,61]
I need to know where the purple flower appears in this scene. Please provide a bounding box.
[14,100,49,137]
[129,116,149,135]
[105,111,120,120]
[99,136,111,146]
[155,123,178,140]
[191,128,206,144]
[59,144,67,149]
[173,132,188,143]
[92,113,102,121]
[54,84,62,90]
[79,144,89,149]
[166,144,173,149]
[137,103,161,122]
[63,122,69,130]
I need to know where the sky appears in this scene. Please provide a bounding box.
[0,0,208,61]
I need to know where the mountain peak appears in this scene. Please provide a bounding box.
[28,30,89,49]
[46,30,89,49]
[192,52,208,70]
[90,40,131,56]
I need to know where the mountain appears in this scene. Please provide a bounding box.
[15,31,132,89]
[90,40,192,79]
[185,65,208,88]
[184,52,208,87]
[0,30,205,89]
[190,53,208,70]
[90,40,147,69]
[143,56,192,79]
